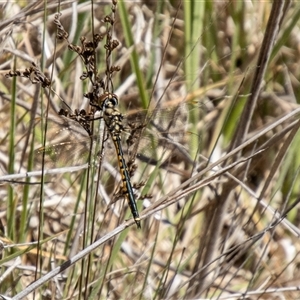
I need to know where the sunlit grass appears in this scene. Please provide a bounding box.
[1,0,300,299]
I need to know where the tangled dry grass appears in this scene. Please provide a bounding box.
[1,1,300,299]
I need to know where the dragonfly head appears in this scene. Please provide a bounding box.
[97,92,119,111]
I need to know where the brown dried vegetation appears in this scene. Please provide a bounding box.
[1,1,300,299]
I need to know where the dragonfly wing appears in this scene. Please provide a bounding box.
[123,102,192,169]
[34,115,97,169]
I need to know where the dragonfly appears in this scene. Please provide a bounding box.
[92,91,141,228]
[36,102,142,227]
[4,2,196,232]
[32,11,193,229]
[35,92,191,229]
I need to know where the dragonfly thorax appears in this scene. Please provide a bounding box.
[103,107,124,135]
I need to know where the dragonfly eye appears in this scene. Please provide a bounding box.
[109,94,118,106]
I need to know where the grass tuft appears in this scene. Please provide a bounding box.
[1,0,300,299]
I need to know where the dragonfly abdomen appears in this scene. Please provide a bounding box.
[100,93,141,228]
[113,136,141,228]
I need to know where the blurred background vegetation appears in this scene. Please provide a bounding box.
[1,0,300,299]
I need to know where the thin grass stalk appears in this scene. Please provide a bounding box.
[202,1,217,81]
[60,12,87,86]
[209,75,246,156]
[157,234,183,298]
[0,234,61,267]
[184,0,204,161]
[90,232,125,296]
[139,231,158,300]
[81,133,98,298]
[144,2,162,92]
[33,1,52,291]
[89,267,106,298]
[279,173,300,226]
[63,266,77,299]
[252,119,300,221]
[19,85,41,244]
[7,60,17,241]
[227,1,243,93]
[270,0,292,62]
[160,217,187,298]
[35,99,47,292]
[277,131,300,218]
[63,172,86,256]
[165,248,187,298]
[108,227,130,269]
[221,2,250,143]
[19,125,35,242]
[118,0,149,108]
[270,3,299,62]
[230,0,288,151]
